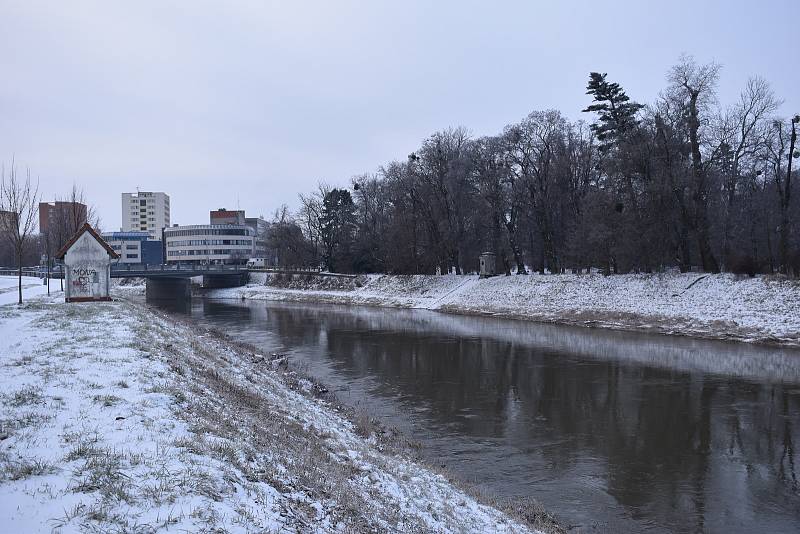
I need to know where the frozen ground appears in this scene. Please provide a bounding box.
[0,277,545,533]
[209,272,800,346]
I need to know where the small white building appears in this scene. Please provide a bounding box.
[479,252,497,278]
[56,223,119,302]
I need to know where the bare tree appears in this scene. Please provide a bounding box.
[297,182,330,267]
[765,115,799,274]
[715,77,781,267]
[40,183,96,290]
[66,183,101,231]
[666,55,722,273]
[0,159,40,304]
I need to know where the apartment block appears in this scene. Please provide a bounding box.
[121,191,170,237]
[39,201,87,234]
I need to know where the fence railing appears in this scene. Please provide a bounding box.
[246,266,357,279]
[0,268,63,279]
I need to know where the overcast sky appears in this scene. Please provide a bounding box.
[2,1,798,230]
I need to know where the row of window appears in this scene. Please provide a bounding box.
[130,197,169,205]
[167,249,242,256]
[167,239,252,247]
[165,228,252,237]
[129,206,170,213]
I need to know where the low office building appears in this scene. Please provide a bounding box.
[163,224,254,265]
[101,231,163,265]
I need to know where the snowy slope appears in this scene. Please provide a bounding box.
[0,286,543,533]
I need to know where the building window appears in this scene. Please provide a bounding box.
[125,244,138,250]
[126,253,139,259]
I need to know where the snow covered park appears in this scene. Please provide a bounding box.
[212,272,800,346]
[0,277,547,533]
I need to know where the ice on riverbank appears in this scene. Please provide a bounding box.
[0,281,543,533]
[209,272,800,346]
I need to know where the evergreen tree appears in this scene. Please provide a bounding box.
[320,188,357,272]
[582,72,643,150]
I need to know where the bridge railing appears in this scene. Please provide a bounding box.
[110,263,249,273]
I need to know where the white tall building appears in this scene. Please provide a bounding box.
[121,191,170,237]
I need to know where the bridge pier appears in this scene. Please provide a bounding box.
[202,273,248,288]
[146,277,191,300]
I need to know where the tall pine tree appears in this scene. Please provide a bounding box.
[582,72,643,150]
[320,188,357,272]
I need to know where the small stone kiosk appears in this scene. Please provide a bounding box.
[55,223,119,302]
[479,251,496,278]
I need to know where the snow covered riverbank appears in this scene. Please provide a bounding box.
[0,279,549,533]
[208,272,800,346]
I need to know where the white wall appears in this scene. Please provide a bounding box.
[63,232,111,301]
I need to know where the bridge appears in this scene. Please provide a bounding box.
[110,263,249,299]
[2,264,251,300]
[111,263,248,278]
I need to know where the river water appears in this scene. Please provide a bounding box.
[151,297,800,533]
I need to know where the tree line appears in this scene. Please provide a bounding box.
[268,55,798,276]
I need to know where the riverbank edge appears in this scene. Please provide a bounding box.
[202,273,800,348]
[134,297,568,534]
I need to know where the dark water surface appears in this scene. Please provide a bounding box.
[151,297,800,533]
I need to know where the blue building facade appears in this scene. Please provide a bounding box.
[101,231,163,265]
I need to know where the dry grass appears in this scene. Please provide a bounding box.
[2,295,555,533]
[139,301,564,533]
[1,456,56,481]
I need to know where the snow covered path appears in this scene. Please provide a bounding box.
[210,272,800,346]
[0,285,544,533]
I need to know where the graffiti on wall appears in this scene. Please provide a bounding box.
[71,266,99,295]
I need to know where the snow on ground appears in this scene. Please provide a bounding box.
[0,276,59,306]
[0,282,542,533]
[209,272,800,346]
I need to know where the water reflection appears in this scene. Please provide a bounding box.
[154,298,800,533]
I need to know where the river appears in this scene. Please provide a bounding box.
[149,297,800,533]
